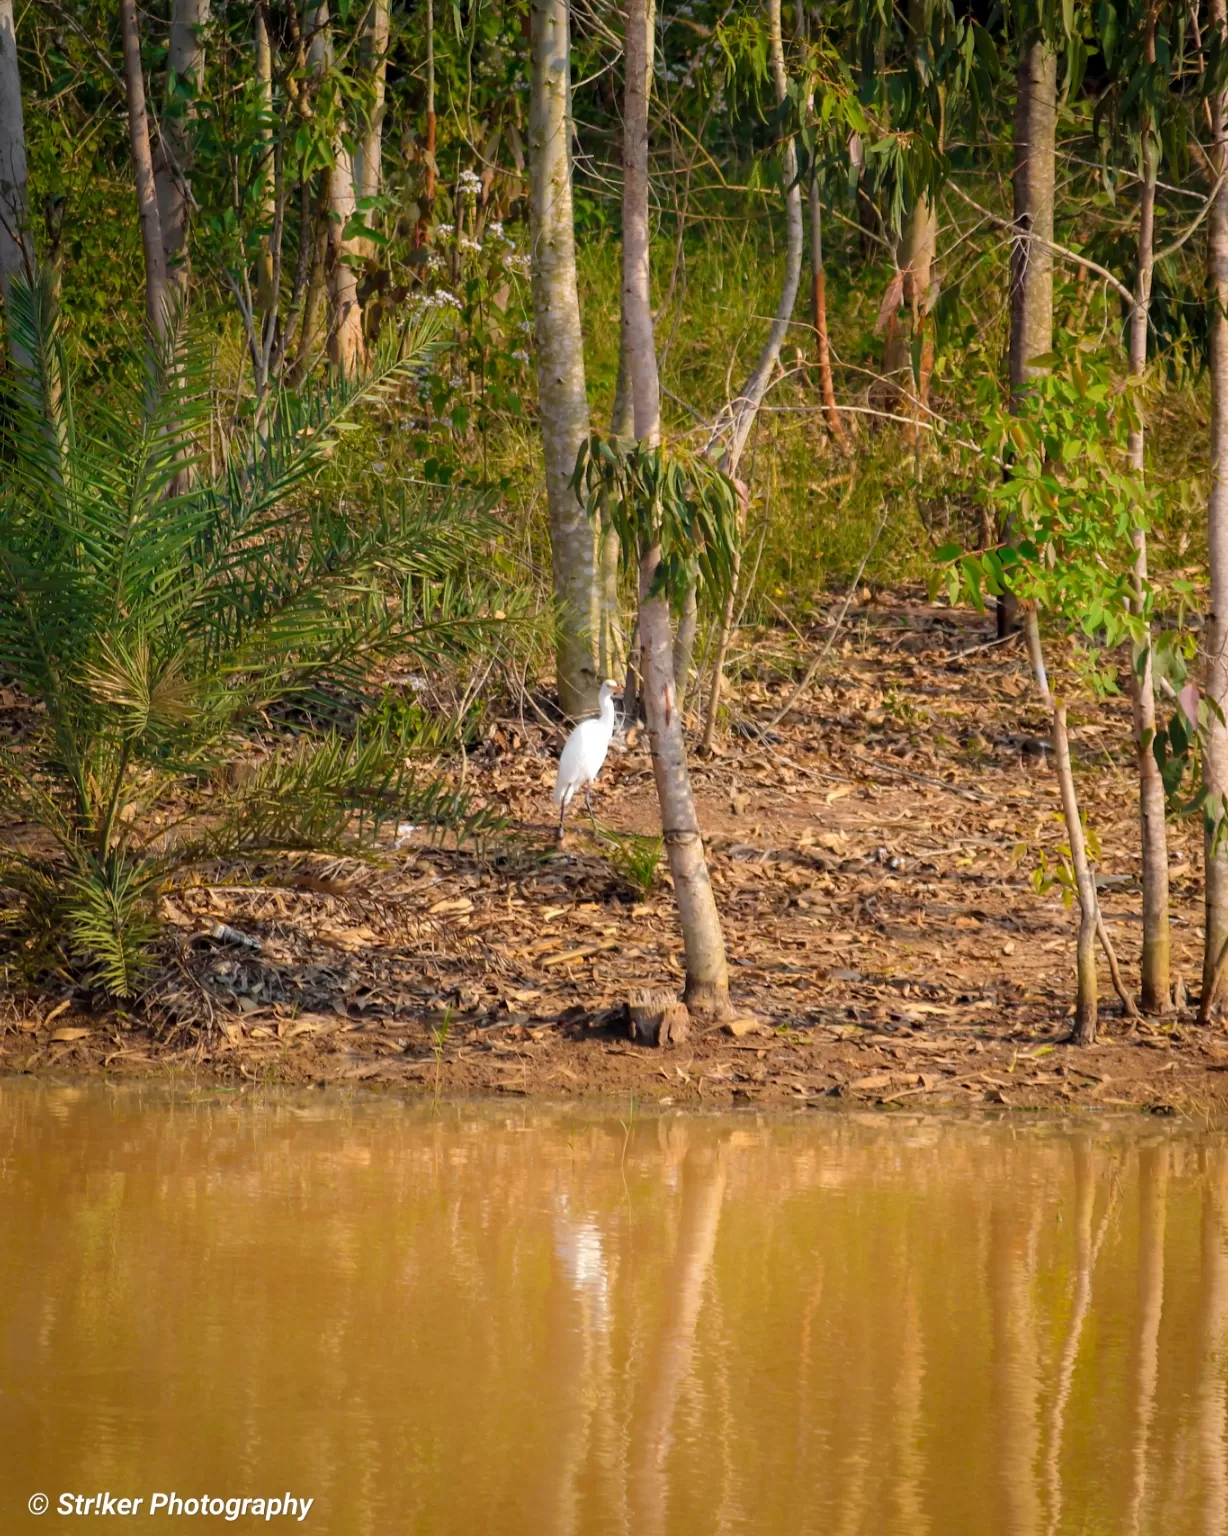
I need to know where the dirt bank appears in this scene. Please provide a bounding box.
[4,593,1225,1116]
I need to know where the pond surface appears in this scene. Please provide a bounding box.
[2,1085,1228,1534]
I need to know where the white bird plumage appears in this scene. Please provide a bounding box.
[553,680,621,835]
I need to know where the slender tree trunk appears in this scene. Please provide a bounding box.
[120,0,170,340]
[808,168,846,447]
[423,0,437,227]
[1026,609,1099,1041]
[529,0,599,718]
[255,3,277,317]
[906,192,937,419]
[1128,97,1171,1014]
[356,0,390,260]
[697,0,802,750]
[622,0,729,1016]
[309,3,365,377]
[1203,0,1228,1020]
[672,585,698,714]
[1000,41,1057,637]
[0,0,33,372]
[289,171,331,383]
[720,0,802,473]
[153,0,209,307]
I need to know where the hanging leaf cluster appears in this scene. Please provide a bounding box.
[571,434,741,607]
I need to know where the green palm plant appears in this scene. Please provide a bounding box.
[0,273,501,996]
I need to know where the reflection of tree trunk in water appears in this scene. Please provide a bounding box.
[990,1199,1042,1536]
[890,1279,929,1536]
[631,1145,727,1536]
[1045,1137,1115,1535]
[1126,1142,1169,1536]
[543,1202,614,1536]
[1198,1150,1228,1536]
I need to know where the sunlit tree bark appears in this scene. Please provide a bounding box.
[529,0,599,718]
[356,0,390,261]
[309,3,365,377]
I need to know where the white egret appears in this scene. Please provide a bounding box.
[553,679,621,836]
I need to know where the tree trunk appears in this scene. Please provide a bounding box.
[622,0,729,1016]
[529,0,599,718]
[1203,0,1228,1020]
[906,192,937,419]
[289,171,331,384]
[120,0,170,340]
[1128,92,1171,1014]
[1054,704,1100,1043]
[254,3,277,317]
[808,167,846,448]
[696,0,802,749]
[356,0,390,260]
[1000,42,1057,637]
[720,0,802,474]
[672,585,698,714]
[0,0,33,369]
[153,0,209,307]
[639,548,730,1017]
[1026,609,1099,1042]
[309,3,365,377]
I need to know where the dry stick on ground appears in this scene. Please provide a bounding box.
[765,503,890,730]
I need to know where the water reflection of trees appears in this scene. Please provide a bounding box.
[4,1087,1228,1533]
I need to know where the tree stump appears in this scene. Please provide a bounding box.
[628,988,690,1047]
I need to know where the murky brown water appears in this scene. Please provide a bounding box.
[3,1086,1228,1533]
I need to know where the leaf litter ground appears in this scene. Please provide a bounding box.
[5,592,1227,1117]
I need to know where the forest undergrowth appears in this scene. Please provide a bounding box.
[9,589,1226,1117]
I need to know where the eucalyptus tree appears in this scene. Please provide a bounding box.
[1091,0,1202,1013]
[1202,0,1228,1016]
[309,2,365,377]
[154,0,211,305]
[120,0,170,340]
[601,0,734,1017]
[528,0,600,719]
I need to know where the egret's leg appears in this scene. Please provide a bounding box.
[557,801,566,840]
[585,784,596,826]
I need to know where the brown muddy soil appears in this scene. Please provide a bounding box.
[4,592,1226,1117]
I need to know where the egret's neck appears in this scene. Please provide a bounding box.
[600,691,616,730]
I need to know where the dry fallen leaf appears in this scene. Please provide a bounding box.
[50,1027,91,1043]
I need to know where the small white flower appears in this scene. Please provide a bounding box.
[435,221,455,237]
[504,252,532,276]
[511,348,530,363]
[487,220,505,240]
[458,168,483,196]
[458,235,483,254]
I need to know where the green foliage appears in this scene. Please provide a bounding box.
[0,272,501,995]
[597,827,663,898]
[571,434,741,606]
[937,341,1153,668]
